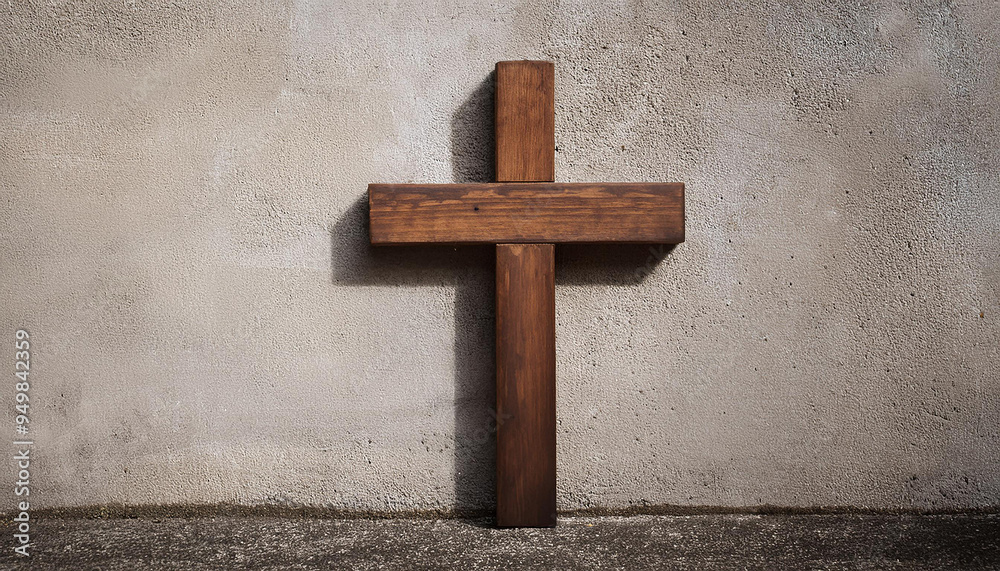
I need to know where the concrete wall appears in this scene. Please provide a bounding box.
[2,0,998,513]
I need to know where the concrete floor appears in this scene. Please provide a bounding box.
[1,513,997,570]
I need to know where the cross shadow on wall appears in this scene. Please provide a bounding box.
[330,70,672,521]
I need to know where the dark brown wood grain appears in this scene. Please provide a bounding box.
[496,61,555,182]
[496,243,556,528]
[368,182,685,245]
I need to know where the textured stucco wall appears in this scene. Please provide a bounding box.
[1,0,998,513]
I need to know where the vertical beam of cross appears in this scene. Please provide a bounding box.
[494,61,557,527]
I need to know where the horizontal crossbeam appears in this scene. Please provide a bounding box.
[368,182,684,245]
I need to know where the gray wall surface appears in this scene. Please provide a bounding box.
[1,0,998,513]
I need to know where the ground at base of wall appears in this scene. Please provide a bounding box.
[1,513,997,570]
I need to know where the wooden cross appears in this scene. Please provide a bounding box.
[368,61,685,527]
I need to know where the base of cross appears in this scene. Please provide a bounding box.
[496,243,556,526]
[369,61,684,527]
